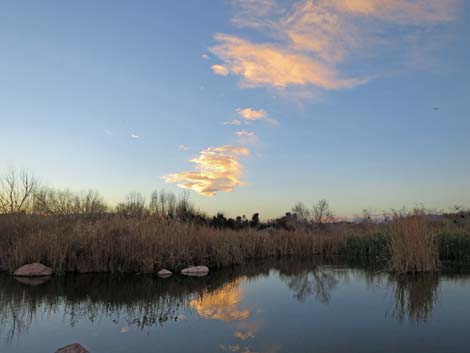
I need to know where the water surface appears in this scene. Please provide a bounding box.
[1,259,470,353]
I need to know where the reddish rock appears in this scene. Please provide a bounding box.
[181,266,209,277]
[54,343,90,353]
[13,263,54,277]
[157,269,173,278]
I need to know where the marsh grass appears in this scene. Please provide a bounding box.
[1,212,469,274]
[0,215,346,273]
[388,213,440,274]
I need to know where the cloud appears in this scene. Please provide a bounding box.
[236,107,278,124]
[190,280,250,321]
[236,107,266,120]
[163,145,249,196]
[211,64,229,76]
[330,0,458,23]
[210,0,459,95]
[236,130,259,145]
[202,53,210,60]
[130,134,140,139]
[235,130,255,137]
[210,34,364,90]
[224,119,243,126]
[178,144,190,151]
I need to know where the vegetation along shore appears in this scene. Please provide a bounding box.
[1,169,469,275]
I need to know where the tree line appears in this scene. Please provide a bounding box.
[0,167,336,230]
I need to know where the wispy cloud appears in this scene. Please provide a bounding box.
[236,130,259,145]
[163,145,250,196]
[210,34,364,90]
[211,64,229,76]
[130,133,140,139]
[224,119,243,126]
[236,107,266,120]
[236,107,278,124]
[202,53,210,60]
[210,0,459,96]
[178,144,190,151]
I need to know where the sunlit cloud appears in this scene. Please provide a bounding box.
[130,133,140,139]
[236,107,278,124]
[210,0,459,96]
[211,64,229,76]
[178,144,190,151]
[190,280,250,321]
[330,0,458,23]
[163,145,249,196]
[236,107,266,120]
[210,34,364,90]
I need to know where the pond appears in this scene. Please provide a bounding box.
[1,259,470,353]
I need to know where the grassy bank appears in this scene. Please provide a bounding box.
[0,213,469,274]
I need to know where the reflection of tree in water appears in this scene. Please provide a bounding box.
[276,258,348,303]
[280,268,340,303]
[390,274,440,324]
[0,272,244,342]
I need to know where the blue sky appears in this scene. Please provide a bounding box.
[1,0,469,218]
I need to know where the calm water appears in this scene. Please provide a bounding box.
[1,259,470,353]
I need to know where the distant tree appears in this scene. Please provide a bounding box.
[116,192,146,217]
[312,199,334,224]
[251,213,260,228]
[33,188,107,216]
[292,202,311,222]
[175,191,194,221]
[149,190,159,215]
[0,168,38,214]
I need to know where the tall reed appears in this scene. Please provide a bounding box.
[0,215,346,273]
[388,213,440,274]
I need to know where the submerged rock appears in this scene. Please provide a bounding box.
[157,269,173,278]
[54,343,90,353]
[181,266,209,277]
[13,263,54,277]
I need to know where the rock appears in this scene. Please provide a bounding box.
[54,343,90,353]
[13,263,54,277]
[181,266,209,277]
[157,269,173,278]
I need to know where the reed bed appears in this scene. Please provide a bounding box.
[0,215,346,273]
[0,213,469,274]
[388,214,440,274]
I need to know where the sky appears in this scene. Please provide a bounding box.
[1,0,469,219]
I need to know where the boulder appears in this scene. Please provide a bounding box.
[181,266,209,277]
[54,343,90,353]
[13,263,54,277]
[157,269,173,278]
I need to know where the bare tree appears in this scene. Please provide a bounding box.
[175,191,194,220]
[116,192,147,217]
[312,199,334,224]
[149,190,159,215]
[292,202,311,222]
[0,168,38,214]
[33,188,107,215]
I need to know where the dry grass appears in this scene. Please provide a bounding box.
[0,215,346,273]
[1,212,469,274]
[388,213,440,274]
